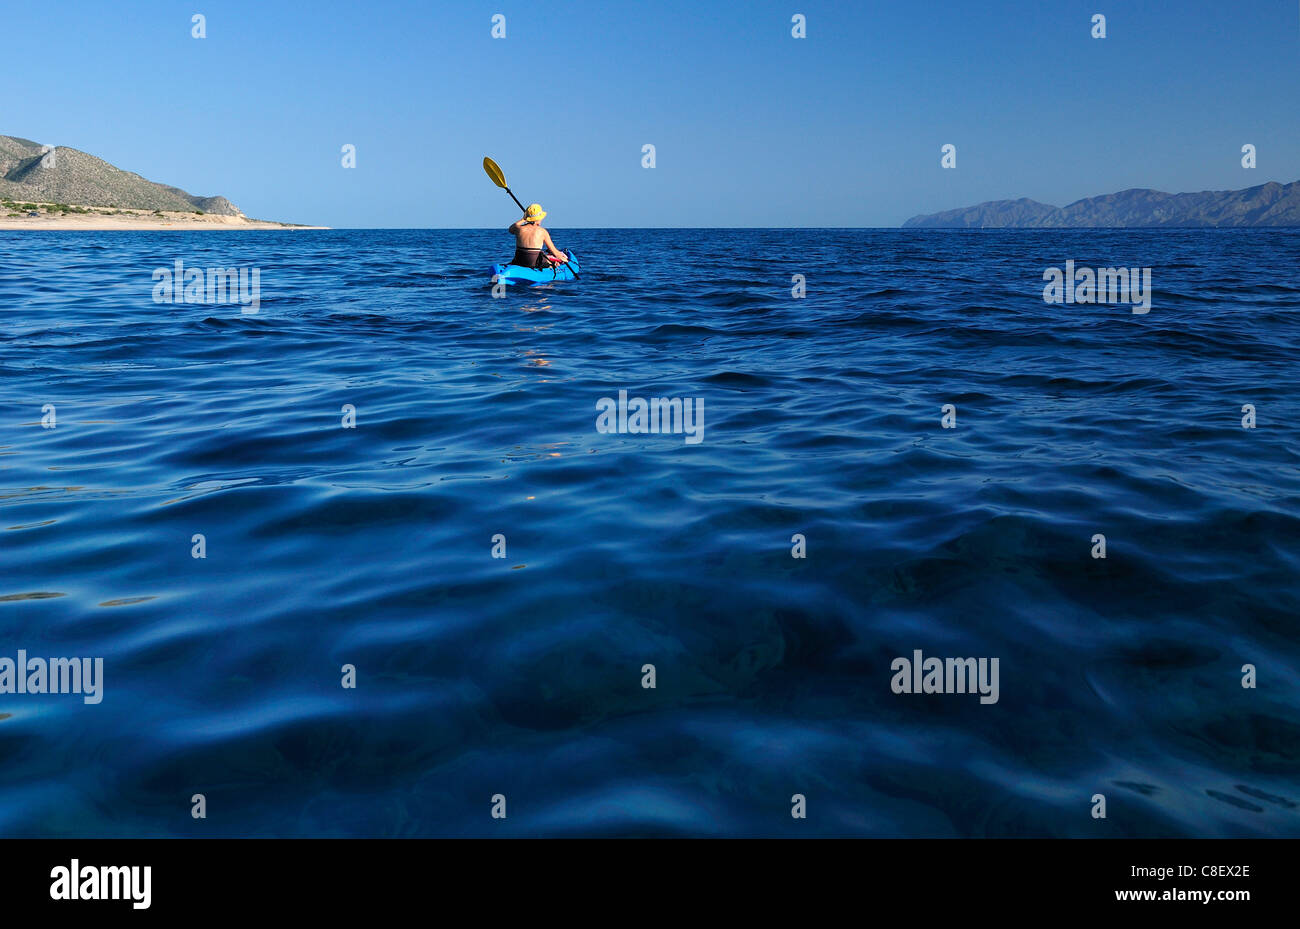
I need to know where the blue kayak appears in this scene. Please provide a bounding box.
[490,251,580,286]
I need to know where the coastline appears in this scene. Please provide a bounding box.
[0,209,326,231]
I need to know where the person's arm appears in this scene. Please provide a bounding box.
[541,229,567,261]
[508,219,523,234]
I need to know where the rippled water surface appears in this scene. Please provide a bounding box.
[1,228,1298,837]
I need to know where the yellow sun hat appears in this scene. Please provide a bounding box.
[523,203,547,223]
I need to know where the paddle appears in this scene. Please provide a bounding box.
[483,156,526,213]
[482,156,578,280]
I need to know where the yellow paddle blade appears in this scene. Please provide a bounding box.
[483,156,507,189]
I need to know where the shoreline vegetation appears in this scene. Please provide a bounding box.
[0,134,323,229]
[0,199,325,230]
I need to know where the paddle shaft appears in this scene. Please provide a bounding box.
[502,186,526,213]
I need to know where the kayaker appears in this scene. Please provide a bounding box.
[508,204,568,269]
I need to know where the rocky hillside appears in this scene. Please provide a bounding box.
[904,179,1300,228]
[0,134,244,216]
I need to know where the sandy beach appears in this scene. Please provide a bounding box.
[0,208,325,230]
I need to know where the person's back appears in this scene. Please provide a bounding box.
[509,204,567,269]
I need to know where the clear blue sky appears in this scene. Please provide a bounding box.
[3,0,1298,227]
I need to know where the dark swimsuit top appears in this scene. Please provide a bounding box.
[511,245,544,269]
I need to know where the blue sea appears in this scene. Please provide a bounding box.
[2,228,1298,838]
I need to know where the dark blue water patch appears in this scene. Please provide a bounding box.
[0,227,1297,837]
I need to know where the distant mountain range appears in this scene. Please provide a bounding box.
[903,179,1300,228]
[0,134,243,215]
